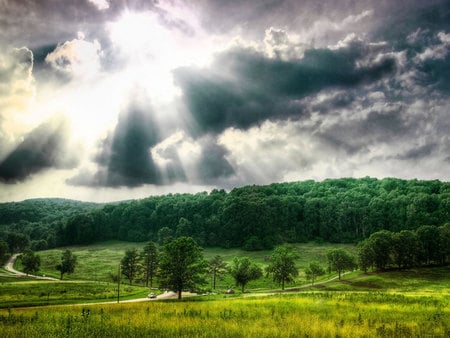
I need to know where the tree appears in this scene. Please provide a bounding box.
[416,225,441,265]
[391,230,418,268]
[265,244,299,290]
[121,249,140,285]
[357,239,375,273]
[6,232,30,254]
[21,249,41,276]
[158,237,207,299]
[368,230,393,270]
[208,255,228,289]
[305,262,325,285]
[327,249,355,280]
[229,257,262,292]
[141,241,159,287]
[0,240,8,264]
[158,227,173,245]
[55,250,77,280]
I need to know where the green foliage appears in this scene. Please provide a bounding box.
[305,261,325,285]
[5,232,29,254]
[55,250,77,280]
[141,241,158,287]
[265,244,299,290]
[208,255,228,289]
[3,178,450,250]
[120,249,140,285]
[158,237,207,299]
[20,249,41,276]
[0,240,8,264]
[356,225,450,271]
[229,257,263,292]
[327,249,355,279]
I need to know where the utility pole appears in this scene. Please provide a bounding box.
[117,264,120,303]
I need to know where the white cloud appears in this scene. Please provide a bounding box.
[88,0,109,11]
[0,47,37,157]
[45,35,103,79]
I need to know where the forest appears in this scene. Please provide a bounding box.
[1,177,450,254]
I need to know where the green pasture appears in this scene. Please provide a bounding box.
[0,290,448,337]
[0,281,149,308]
[30,241,356,287]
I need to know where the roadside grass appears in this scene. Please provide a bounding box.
[0,290,448,337]
[0,281,149,308]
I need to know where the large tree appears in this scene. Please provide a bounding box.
[21,249,41,276]
[121,249,140,285]
[326,249,355,280]
[158,237,207,299]
[305,261,325,285]
[265,244,299,290]
[141,241,159,287]
[55,250,77,280]
[229,257,262,292]
[208,255,228,290]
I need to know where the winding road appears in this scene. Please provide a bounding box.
[3,253,58,281]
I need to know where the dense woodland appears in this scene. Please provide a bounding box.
[1,178,450,256]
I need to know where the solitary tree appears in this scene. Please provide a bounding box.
[265,244,299,290]
[327,249,355,280]
[158,237,207,299]
[121,249,140,285]
[229,257,262,293]
[305,261,325,285]
[208,255,228,289]
[357,239,375,273]
[141,241,159,287]
[21,249,41,276]
[56,249,77,280]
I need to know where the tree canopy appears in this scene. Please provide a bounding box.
[55,249,77,280]
[2,178,450,251]
[265,244,299,290]
[229,257,262,292]
[158,237,207,299]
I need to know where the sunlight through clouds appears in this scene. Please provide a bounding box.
[0,0,449,202]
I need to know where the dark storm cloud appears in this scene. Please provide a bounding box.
[195,137,235,183]
[0,0,162,48]
[397,143,437,160]
[175,42,396,136]
[101,105,161,187]
[0,118,73,183]
[69,100,163,187]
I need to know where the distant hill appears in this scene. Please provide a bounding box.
[1,177,450,251]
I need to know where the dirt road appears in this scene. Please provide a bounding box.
[3,253,58,281]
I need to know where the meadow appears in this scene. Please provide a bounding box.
[30,241,357,288]
[0,289,448,337]
[2,241,449,337]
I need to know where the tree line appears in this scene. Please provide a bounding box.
[12,229,450,298]
[358,224,450,271]
[2,177,450,255]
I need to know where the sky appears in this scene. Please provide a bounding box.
[0,0,449,202]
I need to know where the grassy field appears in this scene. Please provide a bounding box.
[0,281,149,308]
[31,241,356,289]
[0,288,448,337]
[1,241,449,336]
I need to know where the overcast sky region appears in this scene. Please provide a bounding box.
[0,0,449,202]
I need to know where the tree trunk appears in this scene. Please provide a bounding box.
[178,290,182,300]
[281,279,285,290]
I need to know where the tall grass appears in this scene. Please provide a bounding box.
[0,291,448,337]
